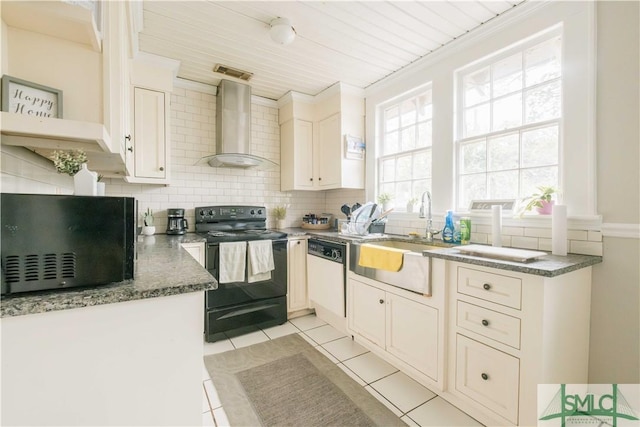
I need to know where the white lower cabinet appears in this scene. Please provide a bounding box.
[180,242,205,267]
[287,238,310,314]
[455,334,520,423]
[436,259,593,426]
[348,277,439,382]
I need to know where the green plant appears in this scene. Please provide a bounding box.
[142,208,154,226]
[377,192,393,204]
[272,205,287,220]
[51,149,87,176]
[519,186,558,213]
[407,197,418,205]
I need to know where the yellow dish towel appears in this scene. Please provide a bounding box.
[358,244,409,272]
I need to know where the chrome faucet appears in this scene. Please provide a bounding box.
[419,191,440,242]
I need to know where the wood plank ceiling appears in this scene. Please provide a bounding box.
[138,1,524,100]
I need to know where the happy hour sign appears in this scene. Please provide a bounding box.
[1,75,63,118]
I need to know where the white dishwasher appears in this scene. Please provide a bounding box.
[307,239,346,326]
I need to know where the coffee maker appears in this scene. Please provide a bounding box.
[166,208,188,235]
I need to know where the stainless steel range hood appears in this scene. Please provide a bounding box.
[200,80,277,170]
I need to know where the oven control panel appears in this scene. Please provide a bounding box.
[195,205,266,222]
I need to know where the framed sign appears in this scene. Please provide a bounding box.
[345,134,365,159]
[1,75,63,118]
[469,199,516,211]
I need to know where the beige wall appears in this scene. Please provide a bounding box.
[5,26,102,123]
[589,1,640,383]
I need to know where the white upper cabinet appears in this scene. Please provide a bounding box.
[278,83,365,191]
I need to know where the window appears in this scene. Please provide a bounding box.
[378,88,432,210]
[455,32,563,210]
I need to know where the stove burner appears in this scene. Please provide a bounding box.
[207,231,236,237]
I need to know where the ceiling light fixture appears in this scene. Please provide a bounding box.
[269,17,296,45]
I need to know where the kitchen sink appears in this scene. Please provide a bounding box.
[364,240,443,253]
[349,239,446,296]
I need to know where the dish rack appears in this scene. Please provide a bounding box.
[338,219,386,236]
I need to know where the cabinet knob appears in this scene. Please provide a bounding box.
[159,167,164,171]
[125,134,131,141]
[297,241,301,245]
[309,178,313,181]
[481,373,489,380]
[481,319,489,327]
[379,299,384,304]
[319,177,322,181]
[483,283,491,290]
[127,146,133,152]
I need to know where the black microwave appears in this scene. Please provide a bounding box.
[1,193,135,295]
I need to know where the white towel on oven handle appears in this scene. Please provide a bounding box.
[247,240,274,283]
[219,241,246,283]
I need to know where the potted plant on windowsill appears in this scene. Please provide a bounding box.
[519,186,559,216]
[377,192,393,212]
[142,208,155,235]
[406,197,418,213]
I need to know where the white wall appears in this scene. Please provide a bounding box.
[588,1,640,384]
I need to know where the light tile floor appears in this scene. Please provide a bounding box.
[202,314,483,427]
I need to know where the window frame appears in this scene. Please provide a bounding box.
[454,27,564,211]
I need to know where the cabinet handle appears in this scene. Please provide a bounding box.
[481,373,489,380]
[125,134,131,141]
[159,167,164,171]
[483,283,491,290]
[481,319,489,326]
[127,146,133,152]
[379,299,384,304]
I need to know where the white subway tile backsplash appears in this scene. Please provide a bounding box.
[568,230,589,241]
[570,240,603,256]
[588,230,603,242]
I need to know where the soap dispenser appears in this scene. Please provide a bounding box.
[442,210,455,243]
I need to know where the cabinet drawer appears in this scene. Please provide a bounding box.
[457,267,522,309]
[457,301,521,349]
[455,334,520,423]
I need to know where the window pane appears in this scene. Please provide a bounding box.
[380,183,395,198]
[380,158,395,182]
[520,166,558,196]
[464,103,490,137]
[521,125,559,168]
[413,180,431,200]
[525,37,561,87]
[418,92,433,120]
[464,67,490,107]
[487,133,519,171]
[493,53,522,97]
[401,126,416,150]
[401,99,417,127]
[396,181,411,207]
[417,121,432,148]
[459,174,487,208]
[413,150,431,179]
[460,140,486,174]
[525,80,561,123]
[396,155,412,181]
[488,170,519,199]
[492,93,522,131]
[384,132,399,155]
[385,106,399,131]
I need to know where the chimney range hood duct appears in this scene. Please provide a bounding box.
[200,79,277,170]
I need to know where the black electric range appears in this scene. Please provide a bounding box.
[194,205,288,342]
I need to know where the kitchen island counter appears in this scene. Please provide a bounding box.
[1,234,216,318]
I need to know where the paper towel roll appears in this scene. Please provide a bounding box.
[492,205,502,247]
[552,204,567,256]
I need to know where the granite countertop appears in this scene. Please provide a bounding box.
[283,228,602,277]
[1,234,216,318]
[425,247,602,277]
